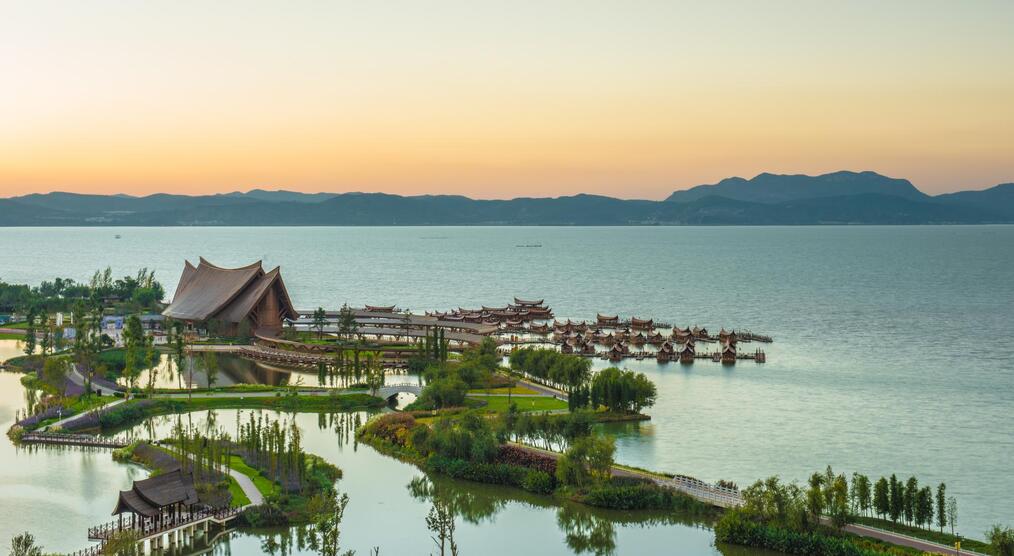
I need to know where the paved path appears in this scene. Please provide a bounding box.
[835,521,986,556]
[0,327,25,335]
[227,466,264,506]
[513,376,568,399]
[41,398,126,431]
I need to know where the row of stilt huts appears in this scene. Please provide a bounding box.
[449,299,771,365]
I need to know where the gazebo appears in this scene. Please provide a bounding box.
[112,469,199,531]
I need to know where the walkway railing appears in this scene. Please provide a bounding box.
[658,475,744,508]
[88,507,241,540]
[20,432,128,449]
[67,545,103,556]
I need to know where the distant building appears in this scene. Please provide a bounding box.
[139,314,165,331]
[162,258,297,336]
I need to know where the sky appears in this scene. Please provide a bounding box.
[1,1,1012,200]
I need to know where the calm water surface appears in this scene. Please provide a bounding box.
[1,226,1012,546]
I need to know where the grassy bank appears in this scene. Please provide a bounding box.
[358,411,714,518]
[64,393,385,432]
[852,516,992,554]
[467,395,569,413]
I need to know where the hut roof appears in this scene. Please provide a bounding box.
[513,297,544,306]
[112,469,198,517]
[162,258,296,324]
[365,305,396,313]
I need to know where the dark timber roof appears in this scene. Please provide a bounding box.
[113,469,198,517]
[162,258,297,323]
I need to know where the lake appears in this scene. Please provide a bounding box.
[1,226,1012,550]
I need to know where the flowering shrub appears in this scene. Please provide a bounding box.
[15,405,69,430]
[494,444,557,475]
[361,413,416,445]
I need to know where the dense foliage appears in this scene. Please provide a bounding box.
[579,477,713,515]
[508,347,591,409]
[0,267,164,313]
[589,367,657,413]
[411,338,501,409]
[715,510,916,556]
[556,435,615,488]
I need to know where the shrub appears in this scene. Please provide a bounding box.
[580,480,712,514]
[239,501,289,527]
[427,455,526,486]
[361,413,417,445]
[494,444,557,475]
[715,509,912,556]
[521,469,556,494]
[416,376,468,409]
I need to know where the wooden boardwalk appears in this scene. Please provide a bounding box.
[71,507,242,556]
[19,432,128,449]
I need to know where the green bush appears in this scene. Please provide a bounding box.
[521,469,556,495]
[579,480,712,514]
[714,510,914,556]
[238,500,289,527]
[427,455,524,485]
[426,455,554,496]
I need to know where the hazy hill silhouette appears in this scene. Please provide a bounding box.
[2,172,1011,225]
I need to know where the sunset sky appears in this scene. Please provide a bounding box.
[1,1,1012,199]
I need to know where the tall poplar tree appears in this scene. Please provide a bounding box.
[936,483,948,533]
[873,477,890,519]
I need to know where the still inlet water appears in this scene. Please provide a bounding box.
[0,226,1012,551]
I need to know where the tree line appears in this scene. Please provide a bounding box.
[509,347,657,414]
[0,267,165,314]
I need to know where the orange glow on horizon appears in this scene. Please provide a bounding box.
[1,1,1012,199]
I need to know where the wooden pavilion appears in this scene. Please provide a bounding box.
[112,469,199,530]
[162,258,298,336]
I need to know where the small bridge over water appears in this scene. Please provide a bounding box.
[375,383,422,402]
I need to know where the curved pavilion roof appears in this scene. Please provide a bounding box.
[113,469,198,517]
[163,258,297,323]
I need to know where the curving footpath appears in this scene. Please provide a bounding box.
[227,466,264,506]
[834,520,988,556]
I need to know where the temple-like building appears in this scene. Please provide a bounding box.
[113,469,198,525]
[162,258,297,336]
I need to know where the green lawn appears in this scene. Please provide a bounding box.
[468,385,540,395]
[227,455,279,498]
[0,332,25,340]
[176,393,385,412]
[471,395,568,413]
[226,476,251,507]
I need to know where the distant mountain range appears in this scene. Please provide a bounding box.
[2,172,1012,225]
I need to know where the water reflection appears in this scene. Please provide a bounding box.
[112,408,736,556]
[127,353,417,391]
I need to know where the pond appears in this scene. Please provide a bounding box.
[110,408,766,556]
[0,334,769,555]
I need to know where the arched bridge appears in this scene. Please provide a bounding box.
[375,383,422,401]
